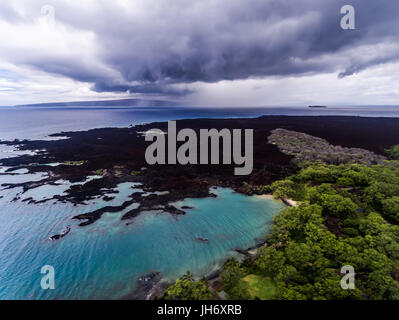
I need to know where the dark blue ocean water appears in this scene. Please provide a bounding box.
[1,105,399,140]
[0,104,397,300]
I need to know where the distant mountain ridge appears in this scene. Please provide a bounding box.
[15,98,181,107]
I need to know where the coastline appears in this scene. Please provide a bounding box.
[255,194,298,207]
[1,115,399,299]
[281,197,298,207]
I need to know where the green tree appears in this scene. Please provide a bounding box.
[224,281,251,300]
[256,247,286,277]
[336,177,354,186]
[320,194,357,218]
[284,241,321,270]
[365,271,399,300]
[313,270,362,300]
[385,145,399,160]
[220,258,245,291]
[164,272,213,300]
[270,179,296,199]
[382,196,399,223]
[358,212,386,236]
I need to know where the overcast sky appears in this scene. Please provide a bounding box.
[0,0,398,106]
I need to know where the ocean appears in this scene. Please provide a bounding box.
[1,105,399,140]
[0,104,398,299]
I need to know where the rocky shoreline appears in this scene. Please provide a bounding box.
[1,115,399,299]
[1,116,399,229]
[121,271,164,300]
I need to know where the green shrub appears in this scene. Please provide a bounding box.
[385,145,399,160]
[381,196,399,223]
[336,177,354,186]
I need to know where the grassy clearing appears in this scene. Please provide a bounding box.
[241,275,276,300]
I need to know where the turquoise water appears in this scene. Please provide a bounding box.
[0,106,290,300]
[0,173,284,299]
[4,104,395,299]
[2,104,398,299]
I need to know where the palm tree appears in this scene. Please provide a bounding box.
[182,270,193,281]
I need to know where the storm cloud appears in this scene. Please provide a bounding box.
[0,0,399,98]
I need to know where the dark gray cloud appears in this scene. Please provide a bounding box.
[92,82,193,96]
[1,0,398,96]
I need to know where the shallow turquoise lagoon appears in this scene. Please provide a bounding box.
[0,177,284,299]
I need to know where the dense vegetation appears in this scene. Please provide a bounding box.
[386,145,399,160]
[163,271,214,300]
[165,160,399,300]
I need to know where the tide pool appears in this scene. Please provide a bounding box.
[0,181,284,300]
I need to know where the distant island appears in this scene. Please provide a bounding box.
[308,105,328,108]
[15,98,181,108]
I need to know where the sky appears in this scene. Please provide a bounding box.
[0,0,398,107]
